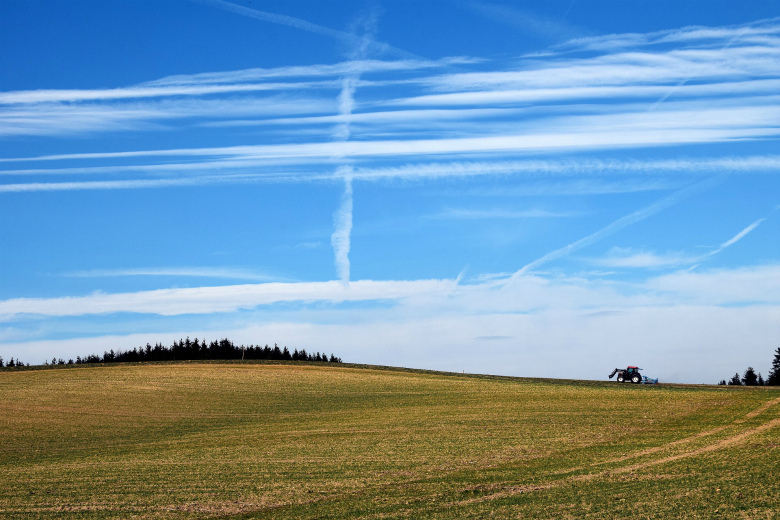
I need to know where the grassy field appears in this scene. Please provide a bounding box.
[1,362,778,519]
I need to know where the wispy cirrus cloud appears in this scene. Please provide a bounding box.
[140,58,468,88]
[189,0,421,60]
[393,80,780,107]
[4,115,779,165]
[592,248,700,269]
[552,17,780,52]
[570,215,771,273]
[460,1,585,42]
[0,96,334,137]
[0,278,458,320]
[510,176,726,278]
[2,155,778,193]
[3,264,778,321]
[64,267,286,282]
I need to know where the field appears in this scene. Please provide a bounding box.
[1,362,778,519]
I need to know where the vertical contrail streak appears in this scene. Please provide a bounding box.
[329,7,380,285]
[331,172,353,285]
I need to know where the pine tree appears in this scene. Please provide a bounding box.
[742,367,758,386]
[757,373,765,386]
[767,347,780,386]
[728,372,743,385]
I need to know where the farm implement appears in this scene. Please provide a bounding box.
[608,366,658,384]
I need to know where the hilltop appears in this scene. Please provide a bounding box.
[1,361,778,519]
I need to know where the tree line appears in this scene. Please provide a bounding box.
[0,338,342,368]
[718,347,780,386]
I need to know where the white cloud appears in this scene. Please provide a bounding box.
[393,80,780,107]
[2,265,778,383]
[593,248,699,269]
[5,121,779,166]
[511,176,724,278]
[423,46,780,92]
[3,263,778,321]
[0,175,266,193]
[0,278,457,320]
[585,215,771,271]
[141,59,457,88]
[64,267,285,282]
[554,17,780,52]
[645,265,780,304]
[3,155,778,193]
[0,96,334,137]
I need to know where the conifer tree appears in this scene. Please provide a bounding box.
[742,367,758,386]
[767,347,780,386]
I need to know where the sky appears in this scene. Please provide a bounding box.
[0,0,778,383]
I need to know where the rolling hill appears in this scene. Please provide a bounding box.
[1,362,778,518]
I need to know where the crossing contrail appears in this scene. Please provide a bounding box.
[509,175,725,280]
[189,0,420,59]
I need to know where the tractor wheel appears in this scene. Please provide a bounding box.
[616,374,625,383]
[631,374,641,384]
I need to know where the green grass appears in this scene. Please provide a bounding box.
[1,362,778,519]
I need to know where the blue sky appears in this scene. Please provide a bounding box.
[1,0,778,383]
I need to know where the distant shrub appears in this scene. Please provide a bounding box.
[727,373,742,386]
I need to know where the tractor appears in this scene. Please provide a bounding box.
[609,366,643,384]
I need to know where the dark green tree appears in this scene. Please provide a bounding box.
[767,347,780,386]
[727,372,743,385]
[757,373,765,386]
[742,367,758,386]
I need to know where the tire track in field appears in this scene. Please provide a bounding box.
[446,394,780,508]
[578,395,780,479]
[593,395,780,468]
[601,416,780,477]
[734,395,780,422]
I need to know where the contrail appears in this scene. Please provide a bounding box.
[189,0,419,59]
[331,171,353,285]
[711,218,766,254]
[509,175,725,280]
[687,216,769,271]
[647,25,749,112]
[328,7,381,285]
[334,76,358,141]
